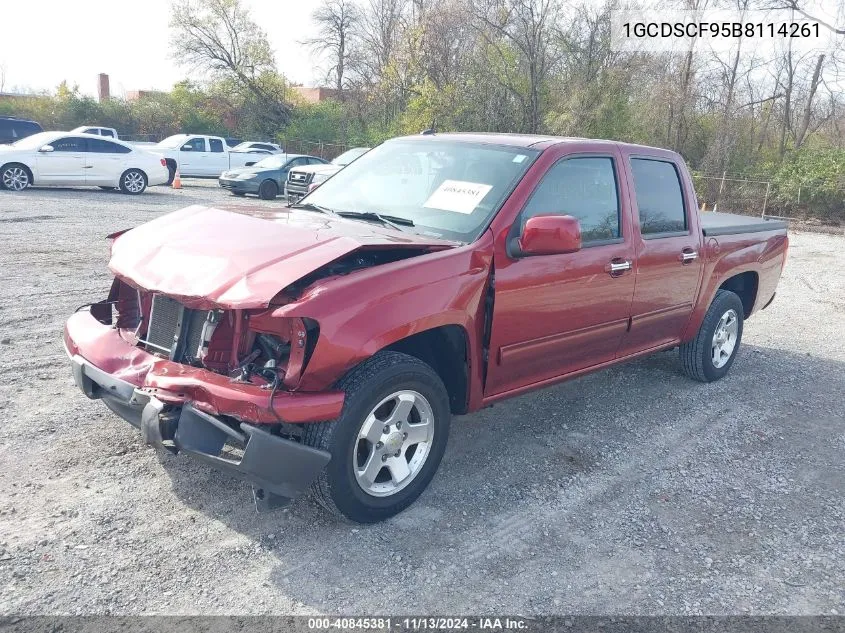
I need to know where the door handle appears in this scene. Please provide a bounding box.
[607,259,632,275]
[680,249,698,263]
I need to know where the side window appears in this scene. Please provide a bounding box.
[521,157,621,244]
[52,137,86,152]
[630,158,687,236]
[309,157,325,165]
[208,138,224,153]
[289,157,307,168]
[180,138,205,152]
[89,139,131,154]
[102,129,115,138]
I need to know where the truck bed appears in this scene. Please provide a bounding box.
[700,212,787,237]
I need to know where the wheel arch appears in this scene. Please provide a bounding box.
[719,270,759,318]
[383,325,470,414]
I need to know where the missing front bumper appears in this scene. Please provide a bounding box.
[70,354,331,510]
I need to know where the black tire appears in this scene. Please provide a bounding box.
[0,163,32,191]
[98,186,116,190]
[119,169,147,195]
[258,179,278,200]
[679,289,745,382]
[302,351,451,523]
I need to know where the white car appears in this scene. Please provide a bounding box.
[0,131,168,194]
[230,141,283,154]
[71,125,120,139]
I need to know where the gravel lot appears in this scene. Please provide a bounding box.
[0,181,842,616]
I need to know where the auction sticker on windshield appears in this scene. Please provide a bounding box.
[424,180,493,214]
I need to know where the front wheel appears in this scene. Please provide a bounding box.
[302,351,451,523]
[119,169,147,194]
[679,289,744,382]
[258,179,278,200]
[1,163,31,191]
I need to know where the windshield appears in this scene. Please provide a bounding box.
[155,135,189,149]
[332,147,370,166]
[252,155,288,169]
[11,132,53,149]
[304,139,538,242]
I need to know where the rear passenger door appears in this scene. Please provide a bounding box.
[206,138,228,176]
[618,155,704,356]
[85,138,131,185]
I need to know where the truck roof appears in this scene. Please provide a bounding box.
[394,132,677,155]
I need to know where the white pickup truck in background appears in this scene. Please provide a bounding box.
[149,134,265,180]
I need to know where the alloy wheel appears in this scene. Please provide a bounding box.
[352,390,435,497]
[123,171,145,193]
[2,167,29,191]
[711,308,739,369]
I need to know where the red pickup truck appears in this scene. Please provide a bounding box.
[65,133,788,522]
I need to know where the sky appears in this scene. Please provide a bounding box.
[0,0,324,97]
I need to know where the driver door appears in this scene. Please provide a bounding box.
[35,136,87,184]
[485,152,636,397]
[178,137,206,176]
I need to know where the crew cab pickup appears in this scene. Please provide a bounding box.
[150,134,264,180]
[65,134,788,523]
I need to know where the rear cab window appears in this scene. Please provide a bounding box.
[630,158,688,237]
[209,139,224,153]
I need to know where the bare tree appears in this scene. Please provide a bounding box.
[305,0,363,94]
[469,0,558,133]
[170,0,292,127]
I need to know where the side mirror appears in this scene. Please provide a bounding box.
[244,161,256,167]
[517,214,582,256]
[39,144,55,153]
[180,144,193,152]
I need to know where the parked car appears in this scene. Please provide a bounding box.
[285,147,370,203]
[149,134,265,181]
[71,125,119,139]
[219,154,328,200]
[64,133,788,523]
[0,131,168,194]
[0,116,43,145]
[231,141,283,154]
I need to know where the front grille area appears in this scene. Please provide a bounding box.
[288,170,312,185]
[143,294,211,363]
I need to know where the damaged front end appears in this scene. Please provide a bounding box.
[66,277,338,510]
[66,205,458,509]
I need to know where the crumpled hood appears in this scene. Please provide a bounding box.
[109,204,454,310]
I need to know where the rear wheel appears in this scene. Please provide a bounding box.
[302,351,451,523]
[119,169,147,194]
[1,163,31,191]
[679,289,744,382]
[258,179,278,200]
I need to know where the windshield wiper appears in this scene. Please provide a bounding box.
[290,202,338,216]
[336,211,414,231]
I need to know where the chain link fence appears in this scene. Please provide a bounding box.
[279,138,354,160]
[692,172,774,218]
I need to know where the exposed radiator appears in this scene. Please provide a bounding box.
[143,294,211,363]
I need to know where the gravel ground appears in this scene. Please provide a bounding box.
[0,181,842,616]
